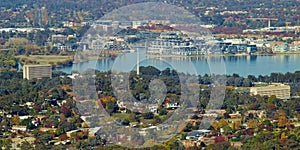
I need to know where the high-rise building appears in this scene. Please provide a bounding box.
[23,64,52,80]
[250,83,290,99]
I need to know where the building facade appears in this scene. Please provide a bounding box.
[23,64,52,80]
[271,42,288,53]
[147,32,200,55]
[250,84,290,99]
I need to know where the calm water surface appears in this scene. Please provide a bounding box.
[54,49,300,77]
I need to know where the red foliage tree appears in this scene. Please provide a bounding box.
[215,136,226,144]
[60,106,71,117]
[59,134,68,141]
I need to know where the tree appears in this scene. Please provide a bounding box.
[76,141,89,149]
[247,120,257,129]
[36,132,52,144]
[159,108,168,115]
[233,121,241,131]
[25,44,40,54]
[100,96,116,105]
[4,38,29,54]
[161,68,171,76]
[60,122,76,132]
[0,139,12,150]
[163,137,185,150]
[278,110,288,128]
[56,125,65,136]
[183,122,193,132]
[142,112,154,119]
[105,100,118,115]
[59,113,67,123]
[242,78,253,87]
[11,115,20,125]
[267,95,276,104]
[59,134,68,141]
[212,121,220,131]
[20,141,34,150]
[219,119,229,129]
[209,138,231,150]
[19,118,35,129]
[60,106,72,117]
[88,134,107,147]
[121,118,130,126]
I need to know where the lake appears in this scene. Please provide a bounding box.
[54,49,300,77]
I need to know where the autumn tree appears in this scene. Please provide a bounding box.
[247,119,257,129]
[60,106,72,118]
[233,121,241,131]
[59,113,66,123]
[10,115,20,125]
[278,110,288,128]
[100,96,118,114]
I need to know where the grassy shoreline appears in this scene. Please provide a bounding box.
[16,55,110,67]
[16,55,73,66]
[16,52,300,67]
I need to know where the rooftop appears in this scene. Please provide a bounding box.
[23,64,52,67]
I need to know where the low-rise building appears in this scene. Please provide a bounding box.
[52,34,67,43]
[23,64,52,80]
[289,41,300,51]
[165,102,180,109]
[66,129,80,137]
[148,105,158,113]
[39,127,57,132]
[11,125,27,132]
[88,127,101,137]
[271,41,288,53]
[250,83,290,99]
[186,131,205,140]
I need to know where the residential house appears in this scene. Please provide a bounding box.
[148,105,158,114]
[11,125,27,132]
[205,109,226,115]
[289,41,300,51]
[66,129,80,137]
[117,101,126,113]
[165,102,180,109]
[39,127,57,132]
[186,131,205,141]
[87,127,101,137]
[52,34,67,43]
[199,136,215,146]
[244,110,266,119]
[229,112,241,119]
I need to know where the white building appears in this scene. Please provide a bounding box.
[271,42,288,53]
[23,64,52,80]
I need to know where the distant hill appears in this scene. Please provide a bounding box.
[0,0,299,29]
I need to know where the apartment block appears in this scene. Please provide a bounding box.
[250,84,290,99]
[23,64,52,80]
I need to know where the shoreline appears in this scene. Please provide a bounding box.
[17,51,300,68]
[145,52,300,58]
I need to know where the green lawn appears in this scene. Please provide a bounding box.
[112,113,131,120]
[16,55,73,65]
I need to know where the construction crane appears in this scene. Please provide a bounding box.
[247,17,278,28]
[285,22,291,33]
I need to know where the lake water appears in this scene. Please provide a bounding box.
[54,49,300,77]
